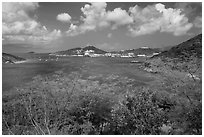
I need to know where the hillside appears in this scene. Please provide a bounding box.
[143,34,202,75]
[154,34,202,60]
[2,53,25,64]
[55,45,107,55]
[82,46,107,54]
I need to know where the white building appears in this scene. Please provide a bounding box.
[128,53,135,57]
[105,53,112,57]
[84,50,94,56]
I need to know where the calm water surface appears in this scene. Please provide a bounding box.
[2,54,152,93]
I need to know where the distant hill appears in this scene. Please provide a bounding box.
[154,34,202,60]
[55,45,107,55]
[83,46,107,54]
[2,53,25,64]
[111,47,161,56]
[54,45,162,57]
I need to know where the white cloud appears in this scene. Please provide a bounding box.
[2,2,39,23]
[66,2,133,36]
[56,13,71,23]
[3,2,62,44]
[66,2,109,36]
[128,3,193,36]
[193,16,202,28]
[2,2,196,42]
[80,2,109,31]
[3,20,41,35]
[156,3,193,36]
[106,8,133,29]
[66,24,81,36]
[66,3,193,37]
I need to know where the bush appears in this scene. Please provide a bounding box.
[109,89,168,135]
[2,71,202,135]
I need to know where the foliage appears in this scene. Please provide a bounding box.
[110,89,168,135]
[2,68,202,135]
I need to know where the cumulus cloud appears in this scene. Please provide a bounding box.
[56,13,71,23]
[66,2,193,37]
[66,2,133,36]
[128,5,161,36]
[2,2,39,23]
[2,2,62,45]
[2,2,197,42]
[156,3,193,36]
[80,2,109,31]
[66,24,80,36]
[66,2,109,36]
[106,8,133,29]
[128,3,193,36]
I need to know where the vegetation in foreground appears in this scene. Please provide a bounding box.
[2,65,202,135]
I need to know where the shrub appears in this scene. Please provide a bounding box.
[109,89,168,135]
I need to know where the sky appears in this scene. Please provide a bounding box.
[2,2,202,53]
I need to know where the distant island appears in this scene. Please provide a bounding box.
[49,45,161,58]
